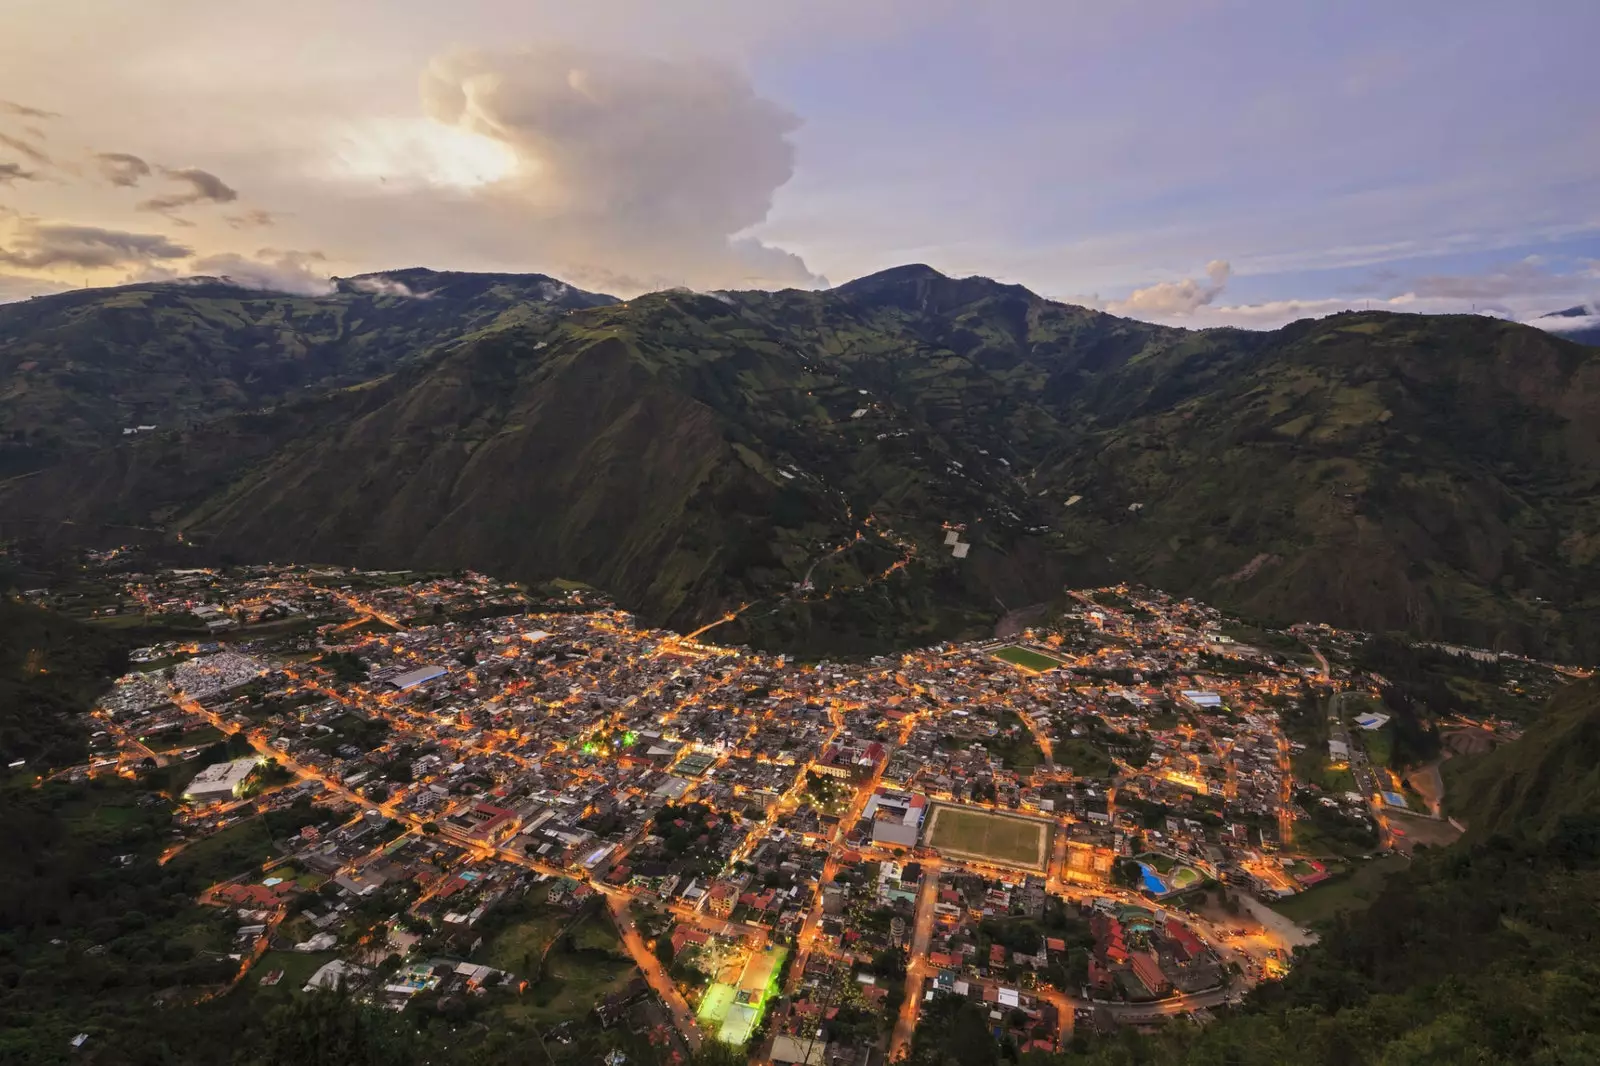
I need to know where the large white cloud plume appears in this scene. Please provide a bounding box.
[417,46,825,294]
[1108,259,1231,317]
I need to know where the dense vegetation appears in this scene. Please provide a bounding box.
[0,595,129,770]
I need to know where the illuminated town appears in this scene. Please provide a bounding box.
[30,556,1565,1061]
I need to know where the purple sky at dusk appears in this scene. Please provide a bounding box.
[0,0,1595,330]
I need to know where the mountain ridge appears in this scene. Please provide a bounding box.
[4,266,1600,658]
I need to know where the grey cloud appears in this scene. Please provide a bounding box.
[96,152,152,187]
[0,100,58,120]
[137,167,239,212]
[1108,259,1231,317]
[182,249,332,295]
[0,162,40,184]
[224,208,276,229]
[1409,258,1587,301]
[0,133,51,168]
[0,221,192,269]
[347,274,431,298]
[418,45,823,293]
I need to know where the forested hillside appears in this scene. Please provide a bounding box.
[4,267,1599,659]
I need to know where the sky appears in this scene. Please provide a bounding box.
[0,0,1596,332]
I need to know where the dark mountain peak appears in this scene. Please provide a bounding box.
[1541,304,1596,320]
[835,263,949,290]
[834,263,1040,315]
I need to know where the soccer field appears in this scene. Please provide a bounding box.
[924,804,1050,869]
[993,645,1064,672]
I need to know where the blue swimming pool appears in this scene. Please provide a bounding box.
[1138,863,1168,895]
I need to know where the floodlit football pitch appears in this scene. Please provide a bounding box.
[923,804,1052,871]
[993,645,1065,672]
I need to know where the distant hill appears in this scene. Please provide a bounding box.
[4,266,1600,658]
[1536,304,1600,347]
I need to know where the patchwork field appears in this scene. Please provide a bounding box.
[993,645,1065,672]
[924,804,1051,870]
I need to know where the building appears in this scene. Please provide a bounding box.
[183,756,259,803]
[389,665,447,691]
[862,788,927,848]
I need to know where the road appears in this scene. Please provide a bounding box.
[604,892,702,1051]
[888,857,942,1060]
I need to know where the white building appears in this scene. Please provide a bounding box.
[183,756,259,804]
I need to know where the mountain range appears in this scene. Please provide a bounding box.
[3,266,1599,658]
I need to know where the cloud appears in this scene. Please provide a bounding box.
[1108,259,1231,316]
[0,162,40,184]
[416,45,824,293]
[0,133,51,168]
[0,220,193,269]
[180,249,332,295]
[1526,304,1600,337]
[0,100,58,120]
[224,208,276,229]
[1407,256,1594,302]
[95,152,152,187]
[346,274,432,298]
[136,166,239,212]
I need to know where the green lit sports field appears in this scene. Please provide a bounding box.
[993,646,1064,672]
[924,804,1051,870]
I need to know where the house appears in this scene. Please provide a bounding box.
[304,959,370,993]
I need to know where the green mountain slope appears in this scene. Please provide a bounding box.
[0,268,616,473]
[4,266,1600,658]
[1445,678,1600,839]
[1045,311,1600,659]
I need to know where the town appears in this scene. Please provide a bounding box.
[23,555,1573,1065]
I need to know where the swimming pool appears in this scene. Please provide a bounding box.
[1138,862,1168,895]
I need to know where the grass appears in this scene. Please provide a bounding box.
[1269,853,1409,926]
[491,914,637,1027]
[1168,866,1202,890]
[144,724,224,753]
[994,646,1064,672]
[1138,852,1177,874]
[1218,623,1318,665]
[476,904,568,977]
[925,804,1049,868]
[1360,724,1395,769]
[983,711,1046,771]
[251,950,339,996]
[168,817,282,887]
[1055,737,1116,779]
